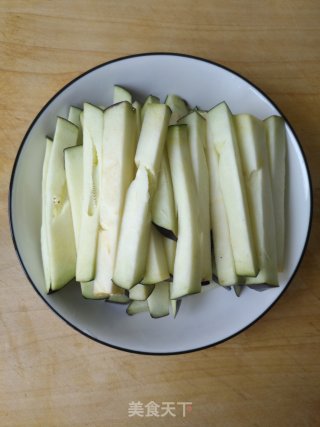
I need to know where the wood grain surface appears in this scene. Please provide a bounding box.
[1,1,319,426]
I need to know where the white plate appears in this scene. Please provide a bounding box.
[9,53,312,355]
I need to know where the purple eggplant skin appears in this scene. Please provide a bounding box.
[153,223,177,241]
[248,284,277,292]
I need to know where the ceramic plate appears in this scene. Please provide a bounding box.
[9,53,312,355]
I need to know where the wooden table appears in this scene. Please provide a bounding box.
[1,1,319,426]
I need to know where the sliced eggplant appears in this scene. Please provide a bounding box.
[132,100,142,135]
[113,85,133,103]
[206,124,238,286]
[113,167,152,289]
[163,237,176,276]
[179,111,212,281]
[127,300,149,315]
[165,94,189,124]
[129,283,155,301]
[167,125,201,299]
[64,145,83,248]
[80,281,105,300]
[41,138,53,293]
[147,282,170,318]
[45,118,78,291]
[207,102,258,277]
[135,103,171,192]
[142,227,170,285]
[235,114,278,286]
[151,150,177,235]
[76,104,103,282]
[264,115,286,271]
[141,95,160,122]
[94,101,137,297]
